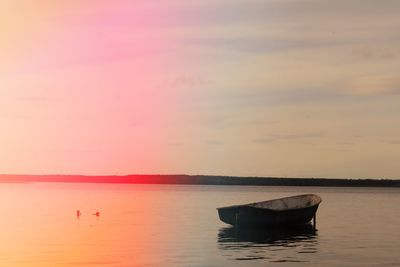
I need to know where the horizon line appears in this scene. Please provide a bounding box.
[0,173,398,181]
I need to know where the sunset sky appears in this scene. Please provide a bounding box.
[1,0,400,178]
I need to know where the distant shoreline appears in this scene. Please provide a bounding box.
[1,174,399,187]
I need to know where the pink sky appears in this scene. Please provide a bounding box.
[1,1,192,174]
[1,1,400,178]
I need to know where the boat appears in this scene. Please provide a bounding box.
[217,194,322,228]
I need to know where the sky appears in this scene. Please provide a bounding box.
[1,0,400,178]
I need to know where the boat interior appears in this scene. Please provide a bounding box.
[249,194,321,211]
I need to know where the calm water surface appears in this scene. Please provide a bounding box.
[0,183,399,266]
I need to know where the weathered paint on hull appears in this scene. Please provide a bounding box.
[218,204,320,227]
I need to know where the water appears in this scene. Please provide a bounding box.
[0,183,399,266]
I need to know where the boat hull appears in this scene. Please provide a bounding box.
[218,205,319,227]
[217,194,321,228]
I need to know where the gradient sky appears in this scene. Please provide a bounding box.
[1,0,400,178]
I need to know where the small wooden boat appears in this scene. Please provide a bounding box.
[217,194,322,228]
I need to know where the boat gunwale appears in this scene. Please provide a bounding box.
[216,194,322,212]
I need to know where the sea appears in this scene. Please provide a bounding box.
[0,182,399,266]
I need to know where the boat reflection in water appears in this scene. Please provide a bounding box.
[218,224,318,262]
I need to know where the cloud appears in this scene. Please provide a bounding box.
[342,75,400,95]
[177,0,400,28]
[184,36,343,54]
[179,0,400,54]
[253,131,324,144]
[253,138,275,144]
[205,140,224,146]
[17,96,54,102]
[170,75,211,88]
[384,139,400,145]
[351,45,397,62]
[195,88,346,111]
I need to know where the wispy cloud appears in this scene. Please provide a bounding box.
[351,45,397,62]
[179,0,400,51]
[252,138,275,144]
[342,75,400,95]
[184,36,343,54]
[253,132,324,144]
[17,96,55,102]
[193,88,347,111]
[205,140,224,146]
[384,139,400,145]
[170,75,211,88]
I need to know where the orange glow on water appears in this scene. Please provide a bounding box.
[0,183,185,266]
